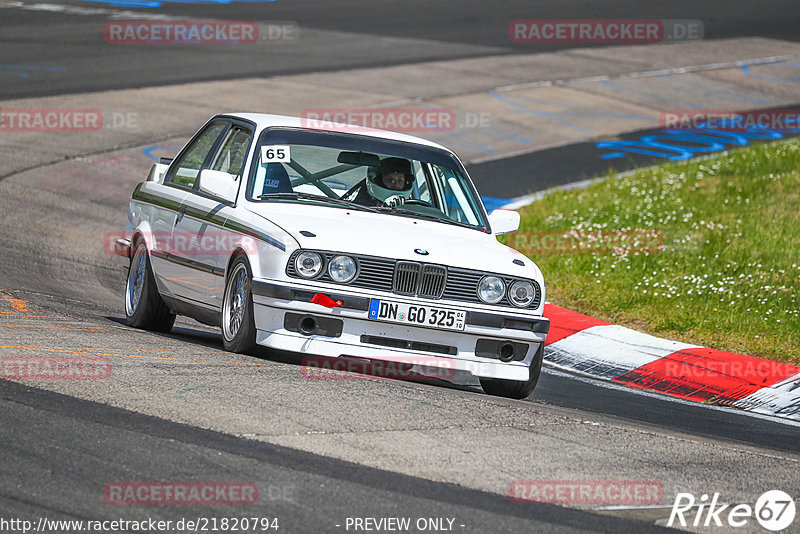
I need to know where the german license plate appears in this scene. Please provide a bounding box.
[368,299,466,331]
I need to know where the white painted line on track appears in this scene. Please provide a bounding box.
[500,177,597,209]
[494,55,797,92]
[11,2,176,19]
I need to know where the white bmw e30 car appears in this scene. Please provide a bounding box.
[119,113,549,398]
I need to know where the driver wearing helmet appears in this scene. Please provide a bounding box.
[351,157,414,207]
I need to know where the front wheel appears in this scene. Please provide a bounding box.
[125,240,176,332]
[479,343,544,399]
[221,256,257,354]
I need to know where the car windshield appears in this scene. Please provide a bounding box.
[247,128,489,230]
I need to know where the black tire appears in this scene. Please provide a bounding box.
[221,256,257,354]
[125,240,176,332]
[479,342,544,399]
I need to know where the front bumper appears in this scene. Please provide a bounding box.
[114,238,132,258]
[251,279,549,381]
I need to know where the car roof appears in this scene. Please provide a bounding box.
[223,112,452,152]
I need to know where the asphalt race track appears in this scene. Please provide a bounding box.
[1,1,800,532]
[2,381,658,533]
[2,0,799,98]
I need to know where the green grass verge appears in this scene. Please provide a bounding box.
[503,138,800,365]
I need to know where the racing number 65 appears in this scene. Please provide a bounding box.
[263,147,285,160]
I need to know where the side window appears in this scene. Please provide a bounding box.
[166,121,227,188]
[211,127,252,177]
[432,165,479,225]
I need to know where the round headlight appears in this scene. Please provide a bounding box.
[509,280,535,307]
[295,251,323,278]
[328,255,356,283]
[477,276,505,304]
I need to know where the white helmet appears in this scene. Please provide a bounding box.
[366,157,414,203]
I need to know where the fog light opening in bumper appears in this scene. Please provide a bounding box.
[299,315,318,336]
[498,342,515,362]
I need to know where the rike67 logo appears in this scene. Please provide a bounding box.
[668,490,796,531]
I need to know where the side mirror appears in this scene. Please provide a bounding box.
[146,163,169,183]
[488,209,520,235]
[198,169,238,204]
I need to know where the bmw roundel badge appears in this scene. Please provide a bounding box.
[414,248,429,256]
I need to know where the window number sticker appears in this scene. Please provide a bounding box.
[261,145,290,163]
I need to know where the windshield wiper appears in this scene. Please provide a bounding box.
[258,192,379,212]
[374,206,477,230]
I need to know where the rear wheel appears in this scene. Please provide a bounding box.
[125,240,175,332]
[480,343,544,399]
[222,256,257,354]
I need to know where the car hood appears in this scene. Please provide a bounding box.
[245,202,542,279]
